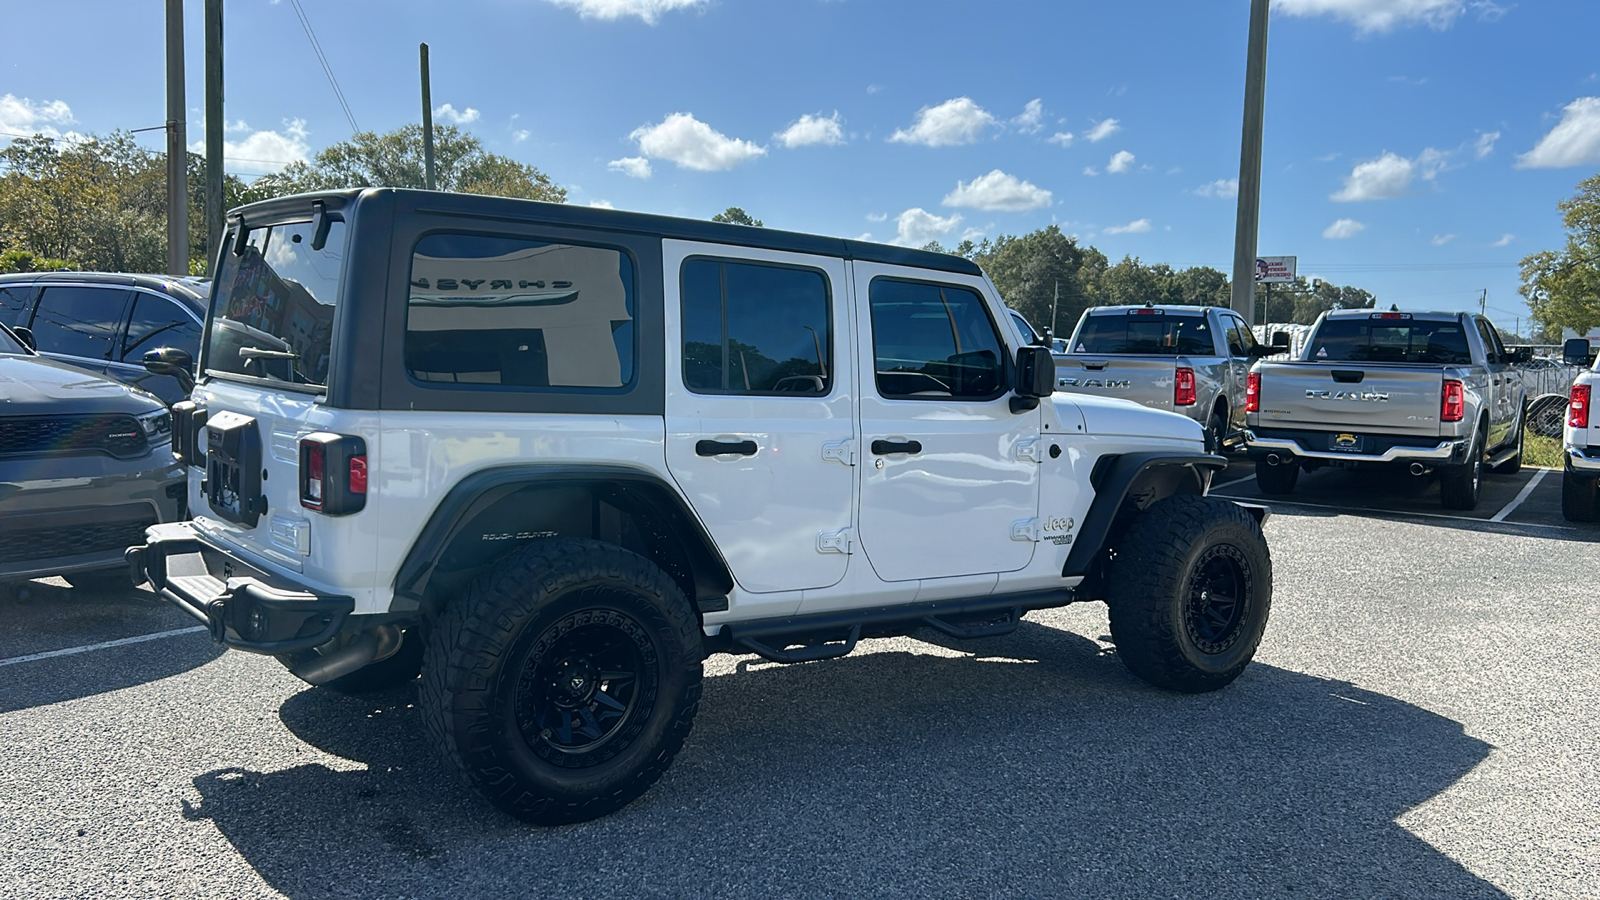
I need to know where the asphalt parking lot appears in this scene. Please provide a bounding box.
[2,466,1596,899]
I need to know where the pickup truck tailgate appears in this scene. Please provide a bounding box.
[1055,356,1180,410]
[1253,363,1445,436]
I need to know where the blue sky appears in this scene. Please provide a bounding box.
[4,0,1599,335]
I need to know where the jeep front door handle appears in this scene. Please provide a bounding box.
[695,439,758,457]
[871,439,923,455]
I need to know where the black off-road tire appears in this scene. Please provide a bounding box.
[1562,468,1599,522]
[1488,405,1526,475]
[1253,457,1299,495]
[1205,407,1228,456]
[420,538,703,825]
[1440,427,1486,510]
[279,626,427,694]
[1106,495,1272,693]
[63,569,136,593]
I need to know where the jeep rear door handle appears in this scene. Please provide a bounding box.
[696,439,758,457]
[871,439,923,455]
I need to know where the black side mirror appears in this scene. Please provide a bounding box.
[1011,345,1056,412]
[12,326,35,351]
[1508,346,1534,364]
[1562,338,1594,368]
[143,347,196,394]
[1270,331,1291,351]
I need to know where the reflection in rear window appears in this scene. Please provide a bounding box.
[1072,313,1213,355]
[1309,319,1471,364]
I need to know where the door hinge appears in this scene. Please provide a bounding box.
[1015,438,1044,464]
[1011,518,1040,542]
[817,527,855,554]
[822,439,856,466]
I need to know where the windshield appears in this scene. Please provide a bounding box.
[205,219,345,389]
[1072,312,1213,355]
[1308,318,1471,364]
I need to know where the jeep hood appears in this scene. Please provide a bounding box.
[0,355,165,416]
[1053,393,1203,444]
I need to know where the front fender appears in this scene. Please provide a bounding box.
[1063,452,1229,579]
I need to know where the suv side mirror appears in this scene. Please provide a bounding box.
[1011,345,1056,412]
[11,326,35,351]
[144,347,196,394]
[1563,338,1595,368]
[1508,346,1534,364]
[1269,331,1291,351]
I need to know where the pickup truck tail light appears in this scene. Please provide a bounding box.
[1570,384,1591,429]
[1174,367,1197,407]
[1245,372,1261,413]
[300,433,367,515]
[1441,380,1466,423]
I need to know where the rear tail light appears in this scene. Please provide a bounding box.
[1174,367,1196,406]
[1441,380,1466,423]
[1246,372,1261,413]
[1570,384,1591,429]
[300,433,367,515]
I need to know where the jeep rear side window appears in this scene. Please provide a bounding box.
[208,219,344,388]
[406,233,636,389]
[680,258,831,395]
[869,278,1005,400]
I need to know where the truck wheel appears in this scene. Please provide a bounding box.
[1105,495,1272,693]
[1562,469,1599,522]
[1205,408,1228,456]
[279,627,426,694]
[1439,428,1485,510]
[421,538,702,825]
[1253,458,1298,494]
[1488,405,1525,475]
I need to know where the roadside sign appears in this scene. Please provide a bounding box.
[1255,256,1296,284]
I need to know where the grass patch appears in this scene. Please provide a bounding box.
[1524,429,1564,469]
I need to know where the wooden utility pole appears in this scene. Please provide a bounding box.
[420,43,436,191]
[165,0,189,275]
[205,0,224,268]
[1229,0,1269,324]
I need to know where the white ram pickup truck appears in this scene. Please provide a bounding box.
[1560,339,1600,521]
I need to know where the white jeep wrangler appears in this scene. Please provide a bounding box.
[132,189,1273,825]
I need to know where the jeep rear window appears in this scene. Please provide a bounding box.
[206,219,344,389]
[1309,319,1471,364]
[405,233,635,389]
[1071,313,1213,355]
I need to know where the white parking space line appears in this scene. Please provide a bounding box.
[1210,491,1579,530]
[0,626,206,668]
[1490,468,1549,523]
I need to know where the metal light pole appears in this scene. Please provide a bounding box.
[1230,0,1270,324]
[165,0,189,276]
[204,0,224,269]
[420,43,436,191]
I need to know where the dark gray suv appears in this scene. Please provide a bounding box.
[0,323,185,590]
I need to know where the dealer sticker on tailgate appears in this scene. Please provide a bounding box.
[1330,433,1365,453]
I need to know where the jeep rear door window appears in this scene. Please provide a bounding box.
[207,219,344,388]
[1073,312,1212,355]
[869,278,1005,400]
[123,293,201,363]
[30,285,130,361]
[1310,318,1471,365]
[680,258,831,395]
[405,233,635,389]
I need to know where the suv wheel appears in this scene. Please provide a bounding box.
[1440,427,1485,510]
[1562,468,1599,522]
[421,538,703,825]
[1105,495,1272,693]
[1253,458,1299,494]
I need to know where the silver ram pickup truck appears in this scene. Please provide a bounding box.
[1056,303,1275,453]
[1245,309,1528,510]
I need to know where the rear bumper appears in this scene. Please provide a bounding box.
[128,521,354,654]
[1244,429,1469,465]
[1565,443,1600,474]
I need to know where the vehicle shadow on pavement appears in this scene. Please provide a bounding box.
[185,622,1504,899]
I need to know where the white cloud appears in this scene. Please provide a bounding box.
[588,199,615,209]
[512,129,531,143]
[891,208,962,247]
[1103,218,1152,235]
[1085,118,1120,142]
[1432,233,1457,246]
[1492,233,1515,246]
[544,0,705,24]
[1330,149,1446,201]
[1106,150,1136,174]
[1047,132,1074,147]
[629,113,765,171]
[190,118,310,172]
[1473,130,1500,158]
[432,103,479,125]
[866,212,888,222]
[0,94,75,139]
[1082,166,1099,177]
[1012,99,1044,134]
[608,156,652,178]
[1194,178,1239,198]
[889,97,995,147]
[776,111,845,148]
[1323,218,1367,239]
[1274,0,1497,34]
[942,169,1052,212]
[1516,97,1600,169]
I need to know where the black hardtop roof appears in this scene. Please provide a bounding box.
[230,187,985,278]
[0,270,209,305]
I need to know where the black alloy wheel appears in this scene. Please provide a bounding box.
[516,610,658,767]
[1184,545,1250,655]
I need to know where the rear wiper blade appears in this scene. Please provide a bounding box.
[238,347,298,361]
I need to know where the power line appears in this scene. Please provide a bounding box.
[287,0,359,135]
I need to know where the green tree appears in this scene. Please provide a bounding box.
[1522,174,1600,336]
[711,207,763,227]
[263,124,566,202]
[965,226,1087,336]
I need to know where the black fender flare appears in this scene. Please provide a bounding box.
[391,464,734,613]
[1063,452,1230,578]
